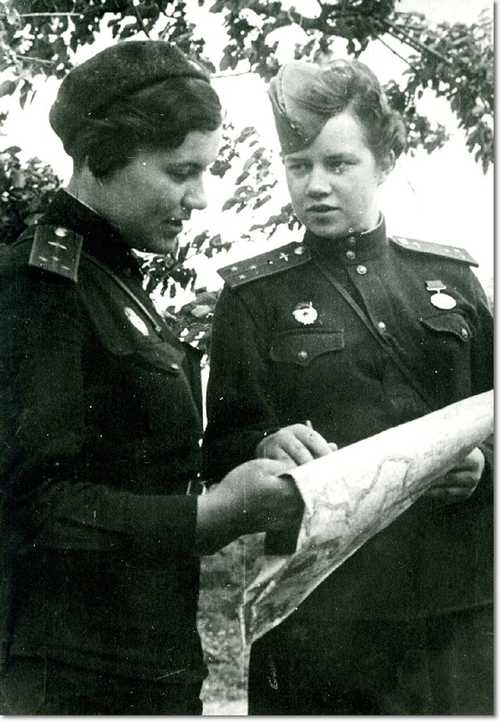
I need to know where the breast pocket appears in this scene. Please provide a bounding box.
[270,329,345,366]
[420,311,473,344]
[419,311,473,400]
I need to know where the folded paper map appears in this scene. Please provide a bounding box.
[242,390,493,645]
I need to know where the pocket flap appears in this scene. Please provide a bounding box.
[270,330,345,366]
[421,312,472,342]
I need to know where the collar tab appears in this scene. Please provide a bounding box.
[28,224,83,282]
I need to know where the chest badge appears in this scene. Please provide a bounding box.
[425,280,457,310]
[124,307,150,336]
[292,302,318,326]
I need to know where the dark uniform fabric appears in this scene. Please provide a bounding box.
[0,190,207,713]
[203,220,493,714]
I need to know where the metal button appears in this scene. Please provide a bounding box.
[356,264,368,275]
[377,321,387,333]
[170,363,180,371]
[346,250,356,260]
[238,274,247,280]
[297,350,308,361]
[230,265,238,272]
[461,328,469,339]
[54,227,68,238]
[294,246,305,255]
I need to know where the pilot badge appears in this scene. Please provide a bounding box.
[124,307,150,336]
[293,302,318,325]
[425,280,457,310]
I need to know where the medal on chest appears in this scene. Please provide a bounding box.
[292,301,318,326]
[425,280,457,310]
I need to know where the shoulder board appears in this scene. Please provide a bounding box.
[28,224,83,282]
[218,242,311,288]
[390,236,478,267]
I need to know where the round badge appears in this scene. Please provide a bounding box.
[292,302,318,326]
[430,292,456,310]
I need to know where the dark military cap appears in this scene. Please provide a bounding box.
[50,40,210,149]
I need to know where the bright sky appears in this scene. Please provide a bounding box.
[1,0,493,297]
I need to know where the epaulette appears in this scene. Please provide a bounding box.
[390,236,478,267]
[28,224,83,282]
[218,241,311,288]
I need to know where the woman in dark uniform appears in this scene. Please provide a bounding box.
[204,58,493,714]
[0,41,302,715]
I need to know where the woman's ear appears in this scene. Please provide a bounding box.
[378,150,396,182]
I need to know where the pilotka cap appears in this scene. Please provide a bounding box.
[49,40,210,150]
[268,60,351,154]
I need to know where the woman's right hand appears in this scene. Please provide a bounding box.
[256,423,335,464]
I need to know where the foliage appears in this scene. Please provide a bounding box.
[0,143,60,244]
[209,1,493,169]
[0,0,494,344]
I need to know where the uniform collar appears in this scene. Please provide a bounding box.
[42,189,141,276]
[304,216,388,266]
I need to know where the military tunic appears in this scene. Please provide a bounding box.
[0,191,207,700]
[203,220,493,713]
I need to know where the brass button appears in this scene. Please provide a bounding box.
[356,264,367,275]
[170,363,180,371]
[461,328,469,339]
[294,246,305,255]
[238,274,247,280]
[346,250,356,260]
[297,350,308,361]
[377,321,387,333]
[54,227,68,238]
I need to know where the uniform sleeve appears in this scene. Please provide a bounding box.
[469,271,494,500]
[203,284,280,482]
[0,269,197,555]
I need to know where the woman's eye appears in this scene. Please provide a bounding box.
[168,167,196,181]
[328,161,350,174]
[287,163,309,174]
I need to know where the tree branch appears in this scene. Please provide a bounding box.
[375,35,419,72]
[129,1,151,39]
[17,12,84,17]
[381,18,452,66]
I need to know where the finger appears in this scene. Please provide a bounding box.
[426,487,474,502]
[292,426,333,458]
[434,472,480,488]
[259,444,296,464]
[279,436,315,465]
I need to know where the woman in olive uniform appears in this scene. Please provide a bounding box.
[204,59,493,714]
[0,41,302,715]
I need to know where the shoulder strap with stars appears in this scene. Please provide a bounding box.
[28,224,83,282]
[218,241,311,289]
[390,236,478,267]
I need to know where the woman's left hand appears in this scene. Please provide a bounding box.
[425,447,485,504]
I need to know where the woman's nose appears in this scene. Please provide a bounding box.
[183,177,207,211]
[306,166,331,196]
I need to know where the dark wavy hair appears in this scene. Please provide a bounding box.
[319,59,407,162]
[68,76,222,178]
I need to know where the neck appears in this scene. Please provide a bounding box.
[66,168,102,216]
